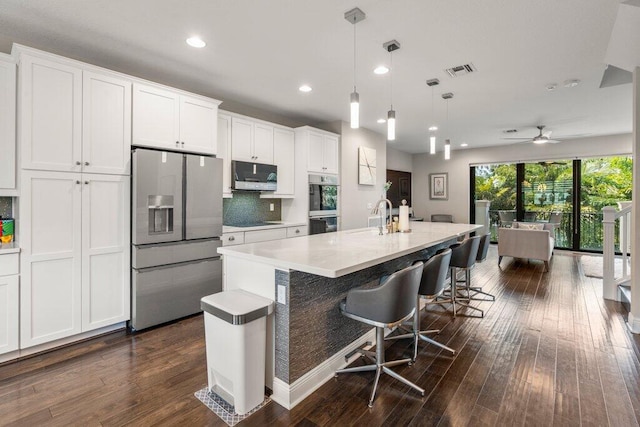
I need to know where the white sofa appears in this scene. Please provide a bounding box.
[498,222,555,271]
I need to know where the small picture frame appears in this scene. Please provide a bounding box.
[429,173,448,200]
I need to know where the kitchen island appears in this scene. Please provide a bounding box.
[217,221,482,409]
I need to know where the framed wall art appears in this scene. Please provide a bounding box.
[429,172,448,200]
[358,146,376,185]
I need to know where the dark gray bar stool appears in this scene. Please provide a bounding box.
[468,234,495,301]
[335,262,425,408]
[446,236,483,317]
[387,249,456,361]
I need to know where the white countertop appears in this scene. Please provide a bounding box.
[0,242,20,254]
[218,222,482,278]
[223,221,307,233]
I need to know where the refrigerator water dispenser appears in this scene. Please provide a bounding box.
[148,195,174,234]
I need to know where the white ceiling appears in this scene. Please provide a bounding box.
[0,0,632,154]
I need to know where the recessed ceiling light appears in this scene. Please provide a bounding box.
[298,85,312,93]
[374,65,389,75]
[186,37,206,48]
[546,83,557,91]
[377,118,386,123]
[460,143,468,147]
[428,126,438,131]
[564,79,581,88]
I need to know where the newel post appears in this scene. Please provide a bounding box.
[602,206,617,301]
[474,200,491,235]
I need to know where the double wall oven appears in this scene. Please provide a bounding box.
[309,174,339,234]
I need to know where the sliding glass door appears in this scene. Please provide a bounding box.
[472,155,632,252]
[522,161,573,248]
[579,156,632,251]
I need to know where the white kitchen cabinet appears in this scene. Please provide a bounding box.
[218,113,233,198]
[286,225,308,238]
[133,83,219,155]
[297,127,339,174]
[244,228,287,244]
[81,174,130,331]
[83,71,132,175]
[0,254,19,356]
[20,170,130,348]
[273,128,295,197]
[0,55,16,195]
[222,232,245,246]
[231,117,274,164]
[17,50,132,175]
[179,95,218,155]
[19,54,82,172]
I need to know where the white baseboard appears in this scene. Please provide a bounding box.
[270,328,376,409]
[0,322,126,364]
[628,312,640,334]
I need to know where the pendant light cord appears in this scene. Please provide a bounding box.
[353,17,357,91]
[389,51,393,109]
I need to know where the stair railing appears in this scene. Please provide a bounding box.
[602,203,632,301]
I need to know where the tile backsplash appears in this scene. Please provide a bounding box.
[0,197,12,219]
[223,192,281,226]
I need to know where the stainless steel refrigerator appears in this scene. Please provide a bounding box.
[131,148,223,330]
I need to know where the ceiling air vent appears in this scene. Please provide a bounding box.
[503,129,518,134]
[444,63,477,78]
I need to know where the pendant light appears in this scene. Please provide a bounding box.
[345,8,366,129]
[427,78,440,154]
[383,40,400,141]
[442,92,453,160]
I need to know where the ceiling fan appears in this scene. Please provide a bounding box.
[503,125,560,144]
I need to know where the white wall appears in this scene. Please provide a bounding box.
[334,122,388,230]
[412,133,633,223]
[387,147,413,172]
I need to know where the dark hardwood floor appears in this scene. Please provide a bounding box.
[1,248,639,426]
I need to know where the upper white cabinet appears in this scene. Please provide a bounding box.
[133,83,219,155]
[19,54,83,172]
[231,117,274,164]
[297,127,339,174]
[20,170,130,348]
[0,55,16,195]
[273,127,295,197]
[83,71,132,175]
[217,113,233,198]
[17,50,132,175]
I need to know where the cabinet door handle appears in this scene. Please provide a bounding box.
[84,161,90,166]
[76,180,81,184]
[84,181,89,185]
[295,229,300,234]
[228,236,235,241]
[176,141,180,146]
[76,161,81,166]
[181,142,185,146]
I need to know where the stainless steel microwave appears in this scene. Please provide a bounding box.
[231,161,277,191]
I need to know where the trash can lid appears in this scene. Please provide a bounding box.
[201,290,274,325]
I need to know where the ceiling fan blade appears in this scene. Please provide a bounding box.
[543,130,552,138]
[546,139,561,144]
[501,137,534,140]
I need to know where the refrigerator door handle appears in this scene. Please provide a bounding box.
[134,257,221,274]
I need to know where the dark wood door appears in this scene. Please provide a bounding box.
[386,169,412,208]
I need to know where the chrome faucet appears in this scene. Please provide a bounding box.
[371,198,393,235]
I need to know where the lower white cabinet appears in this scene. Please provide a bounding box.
[286,225,308,238]
[244,228,287,244]
[20,170,130,348]
[222,232,245,246]
[222,224,308,247]
[0,254,19,356]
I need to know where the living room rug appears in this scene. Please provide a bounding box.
[195,387,270,426]
[580,255,626,278]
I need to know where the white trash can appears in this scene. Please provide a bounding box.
[201,289,274,415]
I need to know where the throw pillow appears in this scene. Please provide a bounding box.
[518,223,544,230]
